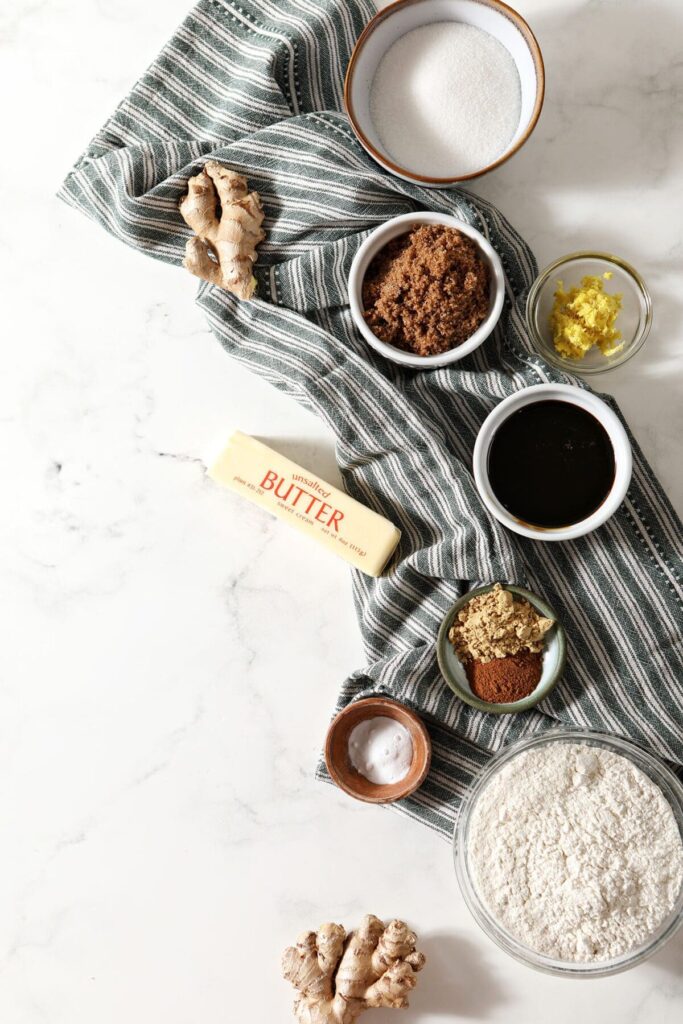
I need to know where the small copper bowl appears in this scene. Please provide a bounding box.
[324,697,432,804]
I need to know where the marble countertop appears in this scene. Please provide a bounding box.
[2,0,682,1020]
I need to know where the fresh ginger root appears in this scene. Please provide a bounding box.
[178,160,265,300]
[282,915,426,1024]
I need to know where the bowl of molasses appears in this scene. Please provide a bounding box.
[472,383,632,541]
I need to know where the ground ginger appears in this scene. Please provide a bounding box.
[449,584,554,663]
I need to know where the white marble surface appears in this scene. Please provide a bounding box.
[1,0,682,1020]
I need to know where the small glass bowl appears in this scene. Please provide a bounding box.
[454,730,683,977]
[525,252,653,374]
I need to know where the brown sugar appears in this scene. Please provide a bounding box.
[361,225,491,357]
[466,650,543,704]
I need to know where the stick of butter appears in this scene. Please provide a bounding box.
[207,432,401,577]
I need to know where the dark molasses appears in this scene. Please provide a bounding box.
[487,400,616,529]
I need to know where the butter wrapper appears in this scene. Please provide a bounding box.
[208,432,401,577]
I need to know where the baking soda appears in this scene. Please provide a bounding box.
[348,717,413,785]
[370,22,521,178]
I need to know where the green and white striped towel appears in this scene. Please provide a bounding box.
[60,0,682,838]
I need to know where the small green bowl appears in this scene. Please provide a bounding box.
[436,584,566,715]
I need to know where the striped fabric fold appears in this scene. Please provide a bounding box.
[60,0,683,838]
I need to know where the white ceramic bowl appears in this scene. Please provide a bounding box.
[348,211,505,369]
[472,383,632,541]
[345,0,545,186]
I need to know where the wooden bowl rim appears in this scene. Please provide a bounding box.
[324,697,432,804]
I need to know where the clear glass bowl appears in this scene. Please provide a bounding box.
[525,252,653,374]
[454,729,683,977]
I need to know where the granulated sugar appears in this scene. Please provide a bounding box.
[370,22,521,178]
[468,742,683,962]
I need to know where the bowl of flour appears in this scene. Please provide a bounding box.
[345,0,544,185]
[455,730,683,976]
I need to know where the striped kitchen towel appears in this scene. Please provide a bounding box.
[60,0,682,838]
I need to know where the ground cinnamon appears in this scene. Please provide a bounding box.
[466,650,543,704]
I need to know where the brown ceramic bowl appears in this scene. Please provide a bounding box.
[324,697,432,803]
[345,0,545,186]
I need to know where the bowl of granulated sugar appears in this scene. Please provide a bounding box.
[345,0,544,185]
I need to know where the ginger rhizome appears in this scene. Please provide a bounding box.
[282,915,425,1024]
[178,160,265,300]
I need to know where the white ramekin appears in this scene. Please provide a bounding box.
[472,383,632,541]
[348,212,505,369]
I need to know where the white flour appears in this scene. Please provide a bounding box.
[468,742,683,962]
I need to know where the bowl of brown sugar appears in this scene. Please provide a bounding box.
[348,212,505,368]
[436,583,566,714]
